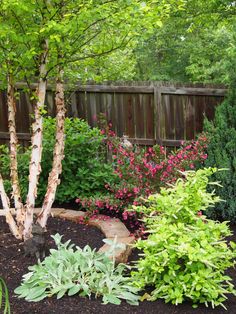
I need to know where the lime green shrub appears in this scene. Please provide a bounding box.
[131,168,236,309]
[203,92,236,222]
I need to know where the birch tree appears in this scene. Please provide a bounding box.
[0,0,180,241]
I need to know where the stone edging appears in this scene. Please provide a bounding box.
[41,208,136,263]
[0,207,135,263]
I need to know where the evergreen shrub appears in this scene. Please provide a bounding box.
[203,92,236,222]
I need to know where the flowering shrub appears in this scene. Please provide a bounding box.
[76,121,208,232]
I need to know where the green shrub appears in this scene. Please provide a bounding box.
[130,168,236,309]
[203,92,236,222]
[0,117,115,205]
[14,234,139,305]
[0,277,11,314]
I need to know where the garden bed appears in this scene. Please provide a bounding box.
[0,216,236,314]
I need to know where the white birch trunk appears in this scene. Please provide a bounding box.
[7,73,25,232]
[37,68,65,228]
[0,174,21,239]
[23,40,48,240]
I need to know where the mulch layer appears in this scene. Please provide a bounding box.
[0,216,236,314]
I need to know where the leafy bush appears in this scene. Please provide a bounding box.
[0,277,11,314]
[77,123,208,232]
[203,92,236,222]
[14,234,139,305]
[130,168,236,309]
[0,117,115,205]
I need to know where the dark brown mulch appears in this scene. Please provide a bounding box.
[0,216,236,314]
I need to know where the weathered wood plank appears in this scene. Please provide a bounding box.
[185,96,195,139]
[175,95,185,140]
[0,132,31,140]
[114,93,124,137]
[0,92,8,132]
[160,87,227,96]
[145,94,154,139]
[76,91,87,121]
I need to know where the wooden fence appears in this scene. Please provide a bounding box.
[0,82,227,148]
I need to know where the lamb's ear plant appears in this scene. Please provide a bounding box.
[0,277,11,314]
[14,234,139,305]
[130,168,236,309]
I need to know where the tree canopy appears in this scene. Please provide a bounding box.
[134,0,236,84]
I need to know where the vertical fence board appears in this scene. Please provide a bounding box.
[77,91,87,121]
[145,94,154,139]
[67,91,78,117]
[175,95,185,140]
[134,94,144,138]
[194,96,206,134]
[185,96,195,139]
[115,93,124,137]
[0,91,8,132]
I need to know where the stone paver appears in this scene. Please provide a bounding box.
[88,215,130,238]
[58,211,135,263]
[98,236,135,264]
[58,209,85,221]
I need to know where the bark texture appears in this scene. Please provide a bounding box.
[37,68,66,228]
[24,40,48,240]
[7,73,25,232]
[0,174,21,239]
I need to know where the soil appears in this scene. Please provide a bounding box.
[0,216,236,314]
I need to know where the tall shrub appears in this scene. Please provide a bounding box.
[0,118,114,205]
[203,92,236,222]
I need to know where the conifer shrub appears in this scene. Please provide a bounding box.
[203,92,236,222]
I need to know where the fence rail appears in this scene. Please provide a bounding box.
[0,81,227,147]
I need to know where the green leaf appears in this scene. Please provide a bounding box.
[68,285,81,296]
[103,294,121,305]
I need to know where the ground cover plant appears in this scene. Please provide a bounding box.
[0,117,114,205]
[130,168,236,309]
[76,123,208,232]
[14,234,139,306]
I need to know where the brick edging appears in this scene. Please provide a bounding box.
[48,208,136,263]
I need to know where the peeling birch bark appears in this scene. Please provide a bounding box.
[37,68,65,228]
[7,73,25,232]
[23,40,48,240]
[0,174,21,239]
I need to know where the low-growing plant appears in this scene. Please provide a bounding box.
[130,168,236,309]
[0,277,11,314]
[14,234,139,305]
